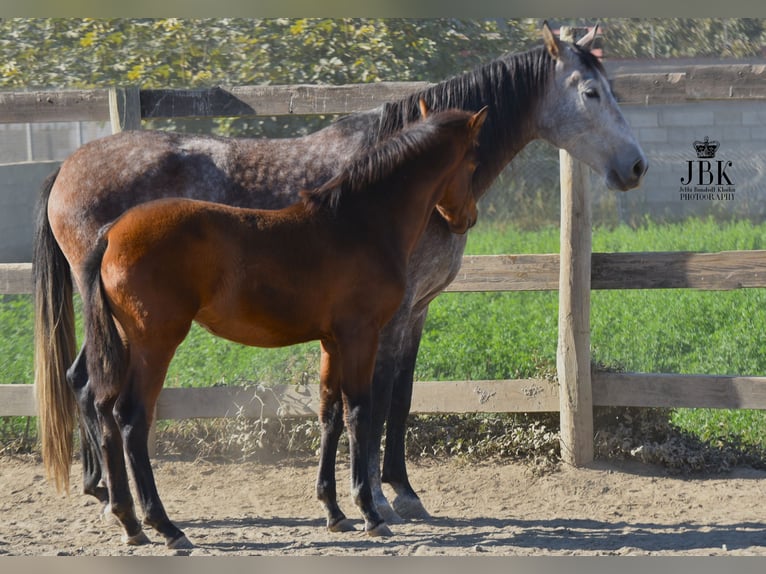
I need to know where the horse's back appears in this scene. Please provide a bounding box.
[47,124,371,272]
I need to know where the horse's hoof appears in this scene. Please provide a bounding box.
[167,534,194,550]
[100,503,118,525]
[121,530,151,545]
[366,522,393,537]
[392,495,431,520]
[328,518,356,533]
[375,499,404,524]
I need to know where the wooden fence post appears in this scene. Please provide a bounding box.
[108,86,141,133]
[556,27,594,467]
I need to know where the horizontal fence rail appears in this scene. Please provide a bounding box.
[4,250,766,296]
[4,249,766,416]
[6,373,766,418]
[2,65,766,124]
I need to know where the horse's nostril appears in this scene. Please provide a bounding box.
[633,158,647,179]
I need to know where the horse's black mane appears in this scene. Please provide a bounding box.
[331,40,605,196]
[303,36,606,211]
[303,109,474,210]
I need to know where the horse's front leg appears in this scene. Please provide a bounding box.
[381,307,431,520]
[340,328,392,537]
[316,342,355,532]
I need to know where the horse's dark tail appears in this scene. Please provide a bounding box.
[82,232,127,431]
[33,167,79,494]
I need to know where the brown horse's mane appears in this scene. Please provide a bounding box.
[301,109,475,211]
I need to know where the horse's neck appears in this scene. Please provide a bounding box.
[423,50,546,198]
[362,162,453,260]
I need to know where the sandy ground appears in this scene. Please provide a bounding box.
[1,454,765,556]
[0,457,766,556]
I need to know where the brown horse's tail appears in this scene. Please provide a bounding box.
[82,232,126,433]
[33,167,78,494]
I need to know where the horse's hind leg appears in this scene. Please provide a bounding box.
[119,358,191,549]
[66,343,109,505]
[316,343,355,533]
[95,395,149,545]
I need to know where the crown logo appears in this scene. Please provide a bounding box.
[693,136,719,159]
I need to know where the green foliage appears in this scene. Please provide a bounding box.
[4,18,764,94]
[0,18,539,90]
[600,18,766,59]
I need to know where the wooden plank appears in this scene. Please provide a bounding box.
[555,27,594,467]
[140,82,432,119]
[155,384,320,419]
[611,72,687,105]
[0,89,110,123]
[1,69,765,126]
[9,373,766,420]
[0,385,37,416]
[445,254,559,292]
[592,250,766,290]
[593,372,766,409]
[410,379,558,413]
[686,65,766,100]
[0,379,558,420]
[5,251,766,296]
[0,262,32,295]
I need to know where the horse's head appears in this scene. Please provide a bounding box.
[432,105,488,234]
[537,21,647,191]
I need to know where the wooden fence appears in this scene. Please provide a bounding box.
[3,61,766,464]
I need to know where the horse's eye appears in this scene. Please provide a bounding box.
[584,88,600,100]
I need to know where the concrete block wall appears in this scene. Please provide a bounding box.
[591,100,766,225]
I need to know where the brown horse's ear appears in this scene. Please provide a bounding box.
[418,97,429,120]
[542,20,560,60]
[468,106,488,138]
[576,23,599,51]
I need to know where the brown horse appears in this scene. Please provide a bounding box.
[34,22,647,523]
[74,106,487,548]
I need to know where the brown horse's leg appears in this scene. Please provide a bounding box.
[339,328,391,537]
[316,343,355,532]
[95,396,149,545]
[119,354,192,549]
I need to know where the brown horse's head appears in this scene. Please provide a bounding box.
[429,104,488,234]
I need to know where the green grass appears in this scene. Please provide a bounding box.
[3,217,766,450]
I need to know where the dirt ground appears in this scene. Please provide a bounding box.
[1,454,765,556]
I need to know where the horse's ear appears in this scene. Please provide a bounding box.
[542,20,561,60]
[468,106,489,138]
[418,97,429,120]
[576,23,599,51]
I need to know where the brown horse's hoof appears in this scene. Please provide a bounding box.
[328,518,356,532]
[367,522,393,537]
[121,530,151,545]
[167,534,194,550]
